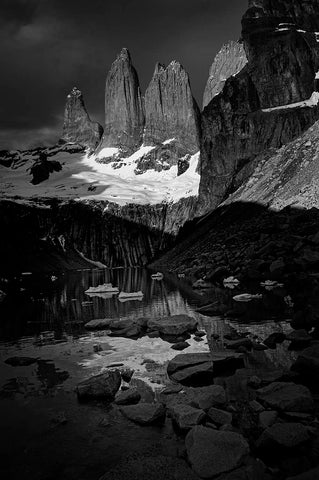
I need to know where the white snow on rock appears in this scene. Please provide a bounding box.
[162,138,176,145]
[262,92,319,112]
[0,146,200,206]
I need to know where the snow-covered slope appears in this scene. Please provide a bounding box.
[0,144,200,206]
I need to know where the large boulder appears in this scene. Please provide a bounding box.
[147,315,197,336]
[76,370,121,401]
[292,344,319,374]
[185,426,250,478]
[256,382,314,412]
[119,402,166,425]
[256,422,312,450]
[167,352,244,385]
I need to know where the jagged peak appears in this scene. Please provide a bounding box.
[67,87,82,99]
[113,47,131,65]
[152,60,187,80]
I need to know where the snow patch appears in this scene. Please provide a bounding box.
[95,147,119,160]
[163,138,176,145]
[262,92,319,112]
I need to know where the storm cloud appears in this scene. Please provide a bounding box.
[0,0,247,149]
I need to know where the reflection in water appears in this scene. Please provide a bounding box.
[0,268,297,398]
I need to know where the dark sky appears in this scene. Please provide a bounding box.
[0,0,248,150]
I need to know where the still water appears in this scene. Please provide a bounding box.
[0,268,296,480]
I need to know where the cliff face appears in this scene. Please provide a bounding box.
[144,61,200,154]
[202,41,247,109]
[99,48,145,155]
[61,87,103,149]
[199,0,319,214]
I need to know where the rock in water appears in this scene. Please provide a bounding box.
[100,48,144,154]
[256,382,314,412]
[76,370,121,401]
[185,426,249,478]
[202,41,248,109]
[144,61,200,153]
[119,402,166,425]
[61,87,103,149]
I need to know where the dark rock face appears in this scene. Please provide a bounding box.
[144,61,200,154]
[199,0,319,214]
[100,48,145,154]
[202,41,247,109]
[61,87,103,149]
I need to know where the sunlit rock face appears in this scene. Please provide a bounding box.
[61,87,103,149]
[202,41,248,109]
[100,48,145,154]
[144,61,200,154]
[199,0,319,215]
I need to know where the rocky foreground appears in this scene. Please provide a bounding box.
[62,307,319,480]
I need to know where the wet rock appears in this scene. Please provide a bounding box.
[168,404,205,430]
[76,370,121,401]
[292,344,319,375]
[185,426,250,478]
[115,388,141,405]
[256,422,312,450]
[119,402,166,425]
[207,407,232,426]
[84,318,112,330]
[171,341,190,351]
[259,411,278,430]
[5,356,38,367]
[256,382,314,412]
[99,455,201,480]
[147,315,197,336]
[167,351,244,385]
[161,384,183,395]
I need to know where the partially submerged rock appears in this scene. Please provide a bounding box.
[5,356,38,367]
[256,382,314,412]
[147,315,197,336]
[185,426,249,478]
[114,388,141,405]
[76,370,121,401]
[256,422,312,450]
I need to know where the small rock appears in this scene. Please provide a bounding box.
[121,368,134,382]
[171,341,190,351]
[120,402,166,425]
[93,344,103,353]
[207,407,232,426]
[115,388,141,405]
[259,411,278,430]
[76,370,121,401]
[249,400,264,413]
[161,384,183,395]
[168,404,205,430]
[247,376,262,388]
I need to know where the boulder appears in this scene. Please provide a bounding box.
[160,385,227,412]
[207,407,232,426]
[76,370,121,401]
[114,388,141,405]
[185,426,249,478]
[256,382,314,412]
[171,341,190,351]
[263,332,286,349]
[5,356,38,366]
[168,404,205,430]
[147,315,197,336]
[256,422,311,450]
[292,344,319,374]
[119,402,166,425]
